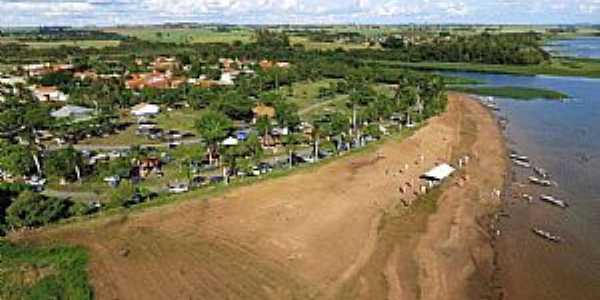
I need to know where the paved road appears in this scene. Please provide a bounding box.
[47,138,203,151]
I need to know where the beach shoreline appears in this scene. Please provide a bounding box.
[9,93,509,300]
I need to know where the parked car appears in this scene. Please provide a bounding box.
[168,183,189,194]
[209,176,225,184]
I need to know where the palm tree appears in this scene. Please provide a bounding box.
[195,110,233,166]
[310,121,321,162]
[282,133,302,169]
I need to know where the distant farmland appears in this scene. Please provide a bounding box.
[104,27,253,44]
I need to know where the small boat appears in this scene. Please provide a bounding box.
[534,167,550,179]
[528,176,553,187]
[540,195,569,208]
[509,154,530,162]
[532,228,561,243]
[512,159,531,168]
[486,103,500,111]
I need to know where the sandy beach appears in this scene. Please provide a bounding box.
[11,93,508,300]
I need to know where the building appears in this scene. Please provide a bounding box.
[252,104,276,123]
[126,72,185,90]
[33,86,68,102]
[218,72,235,86]
[50,105,94,120]
[131,103,160,117]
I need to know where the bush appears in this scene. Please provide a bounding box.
[0,241,92,300]
[5,191,73,229]
[68,201,95,217]
[107,181,136,208]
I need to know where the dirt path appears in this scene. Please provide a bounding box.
[12,93,506,300]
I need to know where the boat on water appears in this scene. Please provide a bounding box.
[529,176,553,187]
[532,228,562,243]
[540,194,569,208]
[512,159,531,168]
[534,167,550,179]
[509,153,530,162]
[485,103,500,111]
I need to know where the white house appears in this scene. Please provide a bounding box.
[131,103,160,117]
[218,72,235,86]
[0,75,26,86]
[51,105,94,120]
[33,86,68,102]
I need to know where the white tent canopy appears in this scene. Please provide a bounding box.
[422,163,456,181]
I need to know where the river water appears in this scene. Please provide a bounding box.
[544,36,600,59]
[442,68,600,299]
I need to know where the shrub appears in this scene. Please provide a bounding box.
[5,191,73,229]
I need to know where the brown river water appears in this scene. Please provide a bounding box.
[446,71,600,299]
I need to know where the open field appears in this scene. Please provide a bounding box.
[289,36,375,50]
[10,93,507,300]
[375,58,600,78]
[104,27,253,44]
[450,86,569,100]
[0,38,121,49]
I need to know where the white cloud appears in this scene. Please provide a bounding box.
[0,0,599,26]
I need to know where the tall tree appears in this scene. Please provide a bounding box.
[195,110,233,166]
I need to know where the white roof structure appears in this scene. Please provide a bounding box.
[222,136,239,146]
[51,105,94,119]
[422,163,456,181]
[131,103,160,116]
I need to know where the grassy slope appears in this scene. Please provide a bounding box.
[0,240,92,300]
[450,86,569,100]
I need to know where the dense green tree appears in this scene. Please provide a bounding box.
[44,147,84,181]
[274,101,300,130]
[195,110,233,165]
[5,191,72,229]
[0,142,36,177]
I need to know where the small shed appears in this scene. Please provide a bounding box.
[421,163,456,182]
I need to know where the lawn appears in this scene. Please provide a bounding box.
[373,57,600,78]
[286,79,340,110]
[0,240,92,300]
[155,108,200,133]
[78,125,149,147]
[450,86,569,100]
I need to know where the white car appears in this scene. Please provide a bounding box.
[168,183,189,194]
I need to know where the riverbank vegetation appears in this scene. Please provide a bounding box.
[450,86,569,100]
[0,240,92,299]
[373,57,600,78]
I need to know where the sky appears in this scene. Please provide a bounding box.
[0,0,599,26]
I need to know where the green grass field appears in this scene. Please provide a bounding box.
[155,108,200,133]
[374,57,600,78]
[0,240,92,300]
[105,27,253,44]
[0,38,121,49]
[450,86,569,100]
